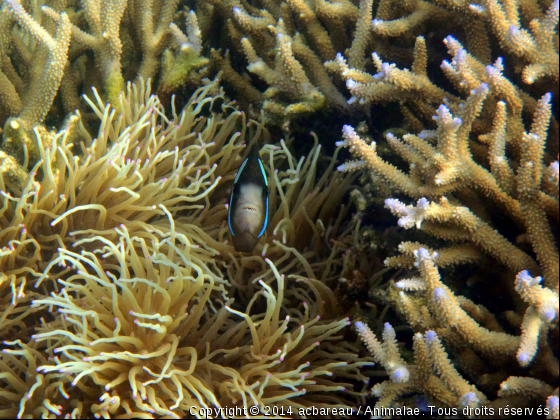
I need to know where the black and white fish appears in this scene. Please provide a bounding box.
[228,147,269,252]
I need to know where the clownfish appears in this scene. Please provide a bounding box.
[228,147,269,252]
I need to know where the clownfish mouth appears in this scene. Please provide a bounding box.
[233,183,265,236]
[235,199,263,235]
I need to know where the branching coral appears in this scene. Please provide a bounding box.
[323,0,559,414]
[475,0,559,85]
[336,5,559,410]
[1,0,558,134]
[0,0,71,128]
[0,0,208,132]
[354,249,558,413]
[196,0,356,126]
[356,320,486,410]
[338,86,558,286]
[41,0,128,105]
[1,0,558,417]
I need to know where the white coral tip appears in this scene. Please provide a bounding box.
[390,366,410,383]
[417,197,429,209]
[459,392,479,408]
[342,124,356,137]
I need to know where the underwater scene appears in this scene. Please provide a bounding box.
[0,0,558,418]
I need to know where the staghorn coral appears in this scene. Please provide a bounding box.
[353,249,558,414]
[0,0,385,129]
[338,94,558,413]
[0,0,558,135]
[335,0,559,411]
[0,0,71,128]
[338,87,557,283]
[355,320,486,411]
[1,0,559,417]
[355,321,410,384]
[0,0,208,132]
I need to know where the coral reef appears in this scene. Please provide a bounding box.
[1,0,559,417]
[334,0,559,414]
[0,0,208,131]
